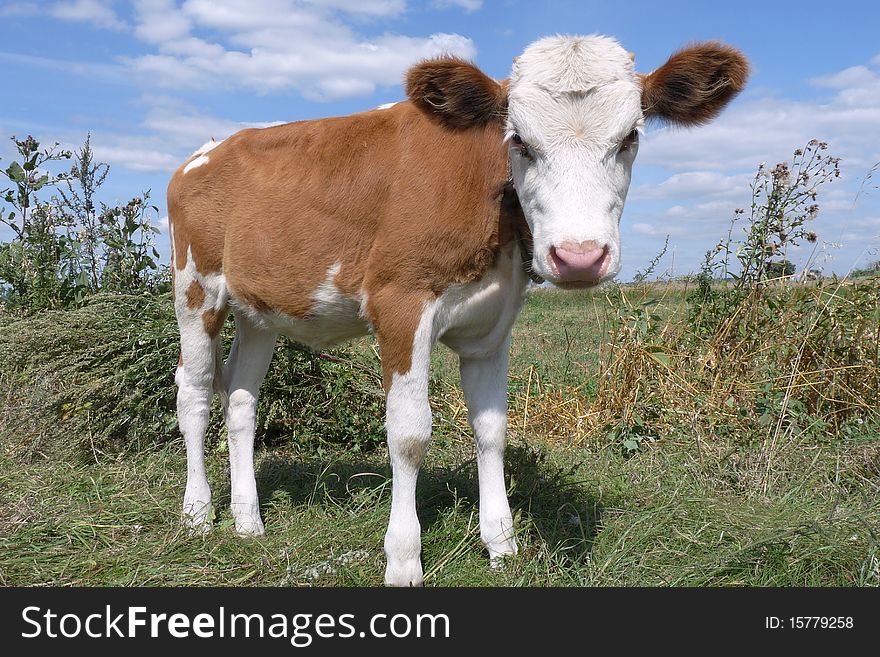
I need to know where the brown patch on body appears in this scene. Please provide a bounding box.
[640,42,749,127]
[202,306,228,340]
[369,288,436,392]
[167,57,513,383]
[167,148,228,275]
[185,280,205,310]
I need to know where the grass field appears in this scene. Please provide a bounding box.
[1,285,878,586]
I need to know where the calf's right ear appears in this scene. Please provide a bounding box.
[641,42,749,127]
[406,58,507,130]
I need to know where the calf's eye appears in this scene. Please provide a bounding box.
[619,129,639,152]
[510,133,532,159]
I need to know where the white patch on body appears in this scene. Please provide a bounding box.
[436,242,527,358]
[222,316,275,536]
[230,261,369,350]
[376,101,399,110]
[183,155,209,173]
[168,219,176,270]
[183,139,224,174]
[459,332,517,562]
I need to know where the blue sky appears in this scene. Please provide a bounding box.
[2,0,879,280]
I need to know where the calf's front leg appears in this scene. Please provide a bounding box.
[376,295,436,587]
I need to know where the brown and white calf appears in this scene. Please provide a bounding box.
[168,35,748,585]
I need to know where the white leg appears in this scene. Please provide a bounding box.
[222,318,277,536]
[459,337,517,562]
[176,314,219,532]
[174,249,229,532]
[382,303,436,586]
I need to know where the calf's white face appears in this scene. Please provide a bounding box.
[508,35,639,287]
[507,35,749,287]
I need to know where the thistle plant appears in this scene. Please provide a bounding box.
[715,139,840,287]
[689,141,841,338]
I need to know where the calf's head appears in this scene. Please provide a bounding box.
[407,35,749,288]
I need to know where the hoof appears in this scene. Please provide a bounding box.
[182,500,213,534]
[485,536,518,565]
[234,515,266,537]
[232,501,265,536]
[384,559,424,587]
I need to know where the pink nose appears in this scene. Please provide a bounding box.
[549,241,610,282]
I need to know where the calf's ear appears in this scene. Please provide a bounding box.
[641,42,749,126]
[406,58,507,130]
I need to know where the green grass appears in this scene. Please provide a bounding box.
[2,431,876,586]
[1,287,878,587]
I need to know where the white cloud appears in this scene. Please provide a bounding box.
[134,0,192,43]
[851,216,880,228]
[90,144,180,172]
[50,0,127,31]
[84,97,288,174]
[127,0,476,99]
[179,0,320,31]
[139,96,284,145]
[632,222,661,236]
[0,51,124,83]
[811,65,876,90]
[663,199,735,220]
[631,171,751,202]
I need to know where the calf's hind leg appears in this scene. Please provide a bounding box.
[174,274,227,532]
[221,315,277,536]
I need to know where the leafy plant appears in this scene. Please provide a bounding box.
[689,141,839,337]
[0,134,166,312]
[0,136,73,310]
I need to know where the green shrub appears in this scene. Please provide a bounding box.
[1,135,166,313]
[0,293,386,459]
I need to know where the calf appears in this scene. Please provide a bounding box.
[168,35,748,586]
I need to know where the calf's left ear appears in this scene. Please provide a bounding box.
[641,42,749,126]
[406,58,507,130]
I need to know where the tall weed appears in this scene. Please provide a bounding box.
[591,143,878,456]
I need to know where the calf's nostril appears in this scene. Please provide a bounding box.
[549,242,610,281]
[553,244,607,268]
